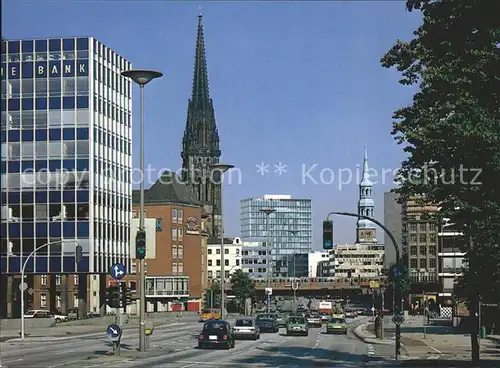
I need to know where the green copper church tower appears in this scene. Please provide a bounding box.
[181,15,222,238]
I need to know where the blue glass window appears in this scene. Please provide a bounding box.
[49,97,61,109]
[34,257,48,273]
[49,191,61,203]
[35,129,48,141]
[63,96,75,109]
[8,99,20,111]
[35,160,48,171]
[49,129,61,140]
[49,39,61,51]
[8,130,20,142]
[35,39,47,52]
[0,223,6,238]
[35,97,48,110]
[49,222,61,237]
[63,190,75,202]
[8,192,20,204]
[63,222,75,237]
[63,159,75,170]
[77,221,89,237]
[22,222,34,237]
[0,162,5,175]
[76,190,89,202]
[63,257,76,273]
[0,191,5,204]
[49,258,62,273]
[77,159,89,172]
[63,38,75,51]
[63,128,75,140]
[8,161,20,173]
[76,128,89,140]
[22,191,34,203]
[1,131,6,142]
[35,61,47,78]
[0,100,5,112]
[22,98,34,111]
[49,160,61,172]
[21,130,34,141]
[9,223,21,237]
[22,63,34,78]
[36,222,48,237]
[22,161,34,171]
[22,40,34,53]
[76,96,89,108]
[36,191,48,203]
[8,40,20,53]
[76,38,89,50]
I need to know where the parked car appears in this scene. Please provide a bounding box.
[233,317,260,340]
[24,309,67,323]
[198,320,235,349]
[286,316,308,336]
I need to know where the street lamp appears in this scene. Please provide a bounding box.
[21,240,81,341]
[260,207,276,313]
[122,69,163,353]
[210,163,234,320]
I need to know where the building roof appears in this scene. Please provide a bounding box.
[132,170,201,206]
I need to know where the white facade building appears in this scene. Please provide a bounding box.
[308,251,330,277]
[241,239,268,278]
[333,243,384,279]
[207,237,242,281]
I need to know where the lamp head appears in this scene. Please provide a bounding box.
[121,69,163,86]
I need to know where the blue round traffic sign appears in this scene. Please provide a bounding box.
[107,323,122,338]
[110,263,126,280]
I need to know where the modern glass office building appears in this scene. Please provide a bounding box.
[1,37,132,278]
[240,195,313,277]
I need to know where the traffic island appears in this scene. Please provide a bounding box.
[352,321,395,346]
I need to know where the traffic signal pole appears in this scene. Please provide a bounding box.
[325,211,402,361]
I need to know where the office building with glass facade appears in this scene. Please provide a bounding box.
[0,37,132,316]
[240,195,313,277]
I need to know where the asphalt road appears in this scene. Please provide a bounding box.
[0,317,388,367]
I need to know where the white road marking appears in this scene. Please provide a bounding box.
[4,358,23,364]
[367,343,375,355]
[428,345,442,354]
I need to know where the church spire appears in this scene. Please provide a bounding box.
[357,145,377,243]
[191,14,211,112]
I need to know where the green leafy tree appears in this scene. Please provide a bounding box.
[382,0,500,362]
[230,269,255,314]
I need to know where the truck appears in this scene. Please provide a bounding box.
[318,301,333,314]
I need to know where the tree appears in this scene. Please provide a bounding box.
[382,0,500,362]
[204,281,221,309]
[230,269,255,314]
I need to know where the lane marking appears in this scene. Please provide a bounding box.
[4,358,23,364]
[367,343,375,355]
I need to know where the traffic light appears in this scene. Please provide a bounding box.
[323,220,333,249]
[106,285,122,308]
[121,283,133,307]
[75,245,83,263]
[136,229,146,259]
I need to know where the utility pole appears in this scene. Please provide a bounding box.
[423,291,426,339]
[381,288,385,339]
[260,207,276,314]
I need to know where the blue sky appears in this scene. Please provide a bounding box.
[3,0,421,248]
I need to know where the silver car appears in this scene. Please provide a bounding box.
[233,317,260,340]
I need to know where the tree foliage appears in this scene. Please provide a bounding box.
[204,281,221,308]
[230,269,255,311]
[382,0,500,361]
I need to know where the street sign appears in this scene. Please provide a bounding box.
[393,267,401,277]
[19,282,28,292]
[265,287,272,295]
[369,281,380,289]
[371,307,375,312]
[391,314,405,326]
[106,323,122,342]
[110,263,126,280]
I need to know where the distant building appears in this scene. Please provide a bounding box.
[240,194,312,277]
[384,192,403,267]
[356,146,377,244]
[307,251,330,277]
[438,220,465,302]
[286,253,309,278]
[240,239,268,279]
[334,243,384,279]
[207,237,242,282]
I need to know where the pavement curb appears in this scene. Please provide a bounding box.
[352,322,395,346]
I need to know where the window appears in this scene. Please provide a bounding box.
[36,141,48,158]
[76,76,89,95]
[172,262,178,274]
[208,249,212,255]
[40,293,47,308]
[410,259,418,269]
[429,246,436,256]
[56,295,62,308]
[73,275,79,285]
[224,249,229,254]
[410,246,417,256]
[177,209,183,223]
[216,249,220,255]
[225,271,229,278]
[63,78,75,96]
[410,223,417,232]
[22,79,34,97]
[419,223,427,232]
[208,260,212,266]
[56,275,62,285]
[225,260,229,266]
[236,249,240,255]
[171,228,177,241]
[216,271,221,278]
[178,245,183,259]
[429,232,436,243]
[419,259,427,269]
[216,260,221,266]
[429,223,436,232]
[172,209,177,222]
[429,258,436,268]
[49,78,61,97]
[236,259,240,266]
[409,233,418,244]
[172,245,178,259]
[73,295,78,308]
[419,246,427,256]
[208,271,213,278]
[35,78,47,95]
[178,263,184,274]
[419,233,427,243]
[40,275,47,286]
[178,228,183,240]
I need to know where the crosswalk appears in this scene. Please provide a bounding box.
[367,344,375,356]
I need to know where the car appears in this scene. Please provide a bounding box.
[319,312,331,323]
[198,320,235,349]
[344,308,356,318]
[256,315,279,333]
[306,312,322,327]
[276,313,288,328]
[326,316,347,334]
[233,317,260,340]
[24,309,67,323]
[286,316,309,336]
[199,309,221,322]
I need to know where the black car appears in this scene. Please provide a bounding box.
[255,315,279,333]
[198,320,235,349]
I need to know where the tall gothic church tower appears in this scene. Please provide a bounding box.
[356,145,377,243]
[181,15,222,239]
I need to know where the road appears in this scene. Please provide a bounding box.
[0,317,388,367]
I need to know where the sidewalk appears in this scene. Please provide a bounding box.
[0,315,197,342]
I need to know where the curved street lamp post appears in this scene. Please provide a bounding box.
[20,240,81,341]
[325,211,402,361]
[260,207,276,313]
